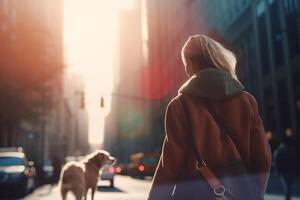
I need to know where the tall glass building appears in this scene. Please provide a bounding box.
[199,0,300,138]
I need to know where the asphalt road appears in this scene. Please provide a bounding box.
[9,175,300,200]
[24,175,152,200]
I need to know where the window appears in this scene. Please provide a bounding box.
[270,1,284,67]
[256,0,265,16]
[3,0,8,16]
[0,157,24,166]
[269,0,275,5]
[258,13,271,76]
[11,9,16,24]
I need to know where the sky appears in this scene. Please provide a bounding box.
[64,0,133,145]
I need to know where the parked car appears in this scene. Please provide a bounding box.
[0,147,36,195]
[127,152,159,178]
[100,165,116,187]
[114,165,123,174]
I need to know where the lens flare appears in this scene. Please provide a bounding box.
[138,66,172,100]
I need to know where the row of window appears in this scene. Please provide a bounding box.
[284,0,299,14]
[199,0,252,33]
[238,0,300,134]
[0,0,8,16]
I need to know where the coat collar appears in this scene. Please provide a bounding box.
[178,68,245,100]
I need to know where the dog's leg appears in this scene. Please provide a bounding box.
[91,187,96,200]
[83,187,88,200]
[75,190,83,200]
[61,188,67,200]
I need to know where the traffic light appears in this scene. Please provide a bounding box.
[100,96,104,108]
[80,92,85,109]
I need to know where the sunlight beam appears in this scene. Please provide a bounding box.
[64,0,119,145]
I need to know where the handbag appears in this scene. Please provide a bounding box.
[171,96,263,200]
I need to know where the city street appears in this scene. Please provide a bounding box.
[22,175,300,200]
[24,175,152,200]
[1,1,300,200]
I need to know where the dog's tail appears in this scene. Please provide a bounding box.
[60,168,73,190]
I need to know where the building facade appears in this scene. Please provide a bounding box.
[144,0,204,151]
[104,0,152,162]
[198,0,300,138]
[62,72,89,157]
[0,0,81,171]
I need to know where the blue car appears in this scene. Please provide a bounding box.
[0,148,36,196]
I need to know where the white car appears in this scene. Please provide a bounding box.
[100,165,115,187]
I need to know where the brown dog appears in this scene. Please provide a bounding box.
[59,150,116,200]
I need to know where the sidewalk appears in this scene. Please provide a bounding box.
[265,194,300,200]
[265,174,300,200]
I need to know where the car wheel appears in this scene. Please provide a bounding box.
[110,179,114,187]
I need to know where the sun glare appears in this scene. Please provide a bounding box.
[64,0,120,145]
[118,0,134,10]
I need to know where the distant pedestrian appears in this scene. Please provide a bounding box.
[148,35,272,200]
[274,133,300,200]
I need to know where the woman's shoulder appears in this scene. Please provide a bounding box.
[168,92,259,113]
[239,91,259,109]
[171,92,257,104]
[166,94,183,110]
[167,94,206,112]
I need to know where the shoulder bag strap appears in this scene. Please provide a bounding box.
[179,95,226,199]
[201,99,227,135]
[201,98,242,158]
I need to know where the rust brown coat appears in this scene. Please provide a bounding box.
[148,69,272,199]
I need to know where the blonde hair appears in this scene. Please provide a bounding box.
[181,34,237,79]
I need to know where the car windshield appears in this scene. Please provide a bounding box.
[0,157,24,166]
